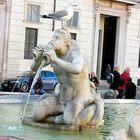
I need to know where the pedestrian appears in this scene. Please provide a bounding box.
[89,72,99,92]
[110,65,120,97]
[30,76,46,95]
[104,64,111,80]
[90,72,99,87]
[125,77,136,99]
[116,67,130,99]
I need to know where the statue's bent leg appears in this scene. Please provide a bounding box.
[78,104,96,126]
[56,104,96,126]
[63,98,85,125]
[63,97,97,126]
[33,95,60,122]
[89,97,104,126]
[59,94,104,126]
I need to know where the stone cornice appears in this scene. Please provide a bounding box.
[0,0,6,2]
[113,0,140,4]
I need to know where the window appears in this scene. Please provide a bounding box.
[66,11,79,27]
[46,72,55,78]
[24,28,38,59]
[27,4,40,22]
[70,33,77,40]
[41,71,56,79]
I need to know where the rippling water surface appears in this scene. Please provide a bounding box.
[0,103,138,140]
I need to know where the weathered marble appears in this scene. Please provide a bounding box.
[30,28,104,128]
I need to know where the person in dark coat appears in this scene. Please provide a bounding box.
[110,65,120,90]
[110,65,120,97]
[31,76,46,95]
[125,77,136,99]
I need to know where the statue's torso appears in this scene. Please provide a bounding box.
[52,50,90,89]
[52,49,91,103]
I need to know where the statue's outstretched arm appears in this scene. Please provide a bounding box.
[43,43,84,74]
[53,55,84,74]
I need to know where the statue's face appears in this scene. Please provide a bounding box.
[51,31,67,55]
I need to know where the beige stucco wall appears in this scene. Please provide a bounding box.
[0,3,6,79]
[4,0,95,78]
[2,0,140,85]
[94,1,140,84]
[125,4,140,84]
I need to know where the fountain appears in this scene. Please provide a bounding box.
[0,28,140,140]
[0,97,139,139]
[22,28,104,129]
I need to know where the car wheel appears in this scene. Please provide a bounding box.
[20,82,29,92]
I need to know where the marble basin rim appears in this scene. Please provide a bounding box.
[0,92,39,103]
[104,99,140,104]
[0,92,140,104]
[0,92,139,136]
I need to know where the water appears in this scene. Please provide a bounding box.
[0,103,138,140]
[21,60,46,122]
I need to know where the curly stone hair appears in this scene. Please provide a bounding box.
[55,28,71,47]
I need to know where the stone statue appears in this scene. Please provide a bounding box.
[107,105,140,140]
[31,28,104,127]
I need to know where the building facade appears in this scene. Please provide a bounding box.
[0,0,140,85]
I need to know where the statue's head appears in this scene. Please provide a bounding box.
[53,28,71,47]
[51,29,71,55]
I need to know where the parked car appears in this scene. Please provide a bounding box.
[40,70,58,92]
[1,70,58,92]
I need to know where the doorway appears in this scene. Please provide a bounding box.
[100,16,117,79]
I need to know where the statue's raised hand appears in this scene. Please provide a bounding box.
[31,45,50,72]
[43,42,57,63]
[32,45,44,61]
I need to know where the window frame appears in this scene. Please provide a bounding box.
[66,11,79,28]
[26,4,41,22]
[24,27,38,60]
[70,33,77,40]
[24,1,43,23]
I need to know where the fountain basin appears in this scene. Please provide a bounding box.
[0,94,139,140]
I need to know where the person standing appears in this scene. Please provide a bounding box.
[104,64,111,80]
[116,67,130,99]
[110,65,120,96]
[125,77,136,99]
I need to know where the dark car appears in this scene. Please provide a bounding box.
[1,70,58,92]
